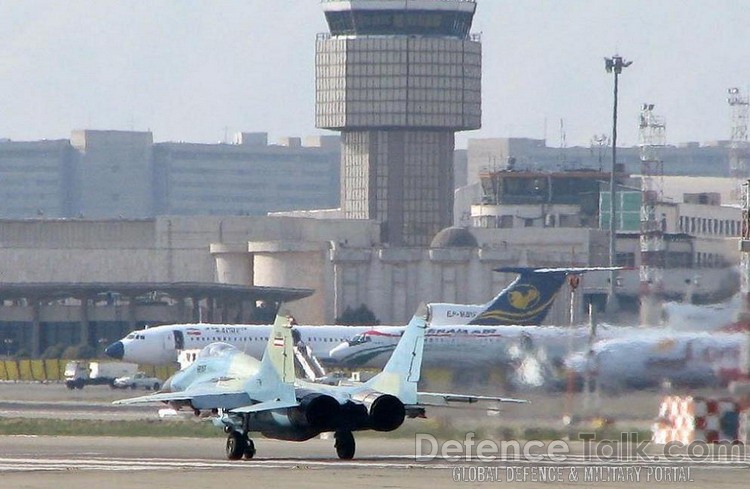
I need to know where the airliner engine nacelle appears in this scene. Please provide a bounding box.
[353,390,405,432]
[288,393,341,431]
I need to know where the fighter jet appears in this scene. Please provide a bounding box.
[115,306,527,460]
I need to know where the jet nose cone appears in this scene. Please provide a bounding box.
[105,341,124,360]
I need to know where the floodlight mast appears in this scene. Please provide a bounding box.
[603,55,632,315]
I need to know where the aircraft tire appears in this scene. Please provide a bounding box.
[226,431,247,460]
[243,437,256,459]
[334,431,355,460]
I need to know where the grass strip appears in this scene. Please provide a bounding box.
[0,418,221,437]
[0,417,652,442]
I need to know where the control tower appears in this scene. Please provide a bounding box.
[316,0,481,246]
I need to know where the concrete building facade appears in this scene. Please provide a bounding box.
[0,130,341,220]
[0,139,76,218]
[72,130,154,218]
[153,134,340,216]
[0,216,610,357]
[316,0,481,246]
[466,138,739,187]
[0,205,741,357]
[469,170,742,308]
[0,216,354,356]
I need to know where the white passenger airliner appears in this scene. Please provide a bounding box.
[328,324,626,369]
[565,331,747,390]
[105,323,374,365]
[105,267,619,367]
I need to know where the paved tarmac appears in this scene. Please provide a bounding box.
[1,382,749,488]
[0,436,748,489]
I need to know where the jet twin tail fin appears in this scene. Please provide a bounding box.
[253,312,297,403]
[364,304,428,405]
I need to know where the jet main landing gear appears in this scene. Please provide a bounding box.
[225,431,255,460]
[334,430,355,460]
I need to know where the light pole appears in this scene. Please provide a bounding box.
[604,55,632,314]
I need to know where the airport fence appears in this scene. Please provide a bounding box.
[0,359,177,382]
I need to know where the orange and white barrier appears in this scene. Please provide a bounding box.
[652,395,746,444]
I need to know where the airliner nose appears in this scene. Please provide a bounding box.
[105,341,124,360]
[328,343,347,360]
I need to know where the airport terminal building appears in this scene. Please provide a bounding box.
[0,216,609,357]
[0,212,738,358]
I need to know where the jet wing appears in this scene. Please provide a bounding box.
[415,391,529,406]
[114,391,197,405]
[229,399,300,413]
[115,390,254,409]
[114,380,254,410]
[116,389,302,416]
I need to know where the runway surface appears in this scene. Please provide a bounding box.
[1,383,749,487]
[0,436,748,488]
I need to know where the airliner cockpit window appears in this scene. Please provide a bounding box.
[197,342,237,359]
[126,333,136,339]
[348,334,372,346]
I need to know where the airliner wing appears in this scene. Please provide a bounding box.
[416,392,529,405]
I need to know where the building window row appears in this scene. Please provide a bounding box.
[678,215,740,237]
[695,252,728,268]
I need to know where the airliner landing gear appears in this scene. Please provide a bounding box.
[334,430,355,460]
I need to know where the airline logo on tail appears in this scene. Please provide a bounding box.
[509,285,540,310]
[469,266,622,326]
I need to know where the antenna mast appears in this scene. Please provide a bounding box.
[638,103,666,325]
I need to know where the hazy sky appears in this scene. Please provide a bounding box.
[1,1,748,148]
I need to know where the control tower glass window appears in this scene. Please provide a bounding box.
[325,10,473,38]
